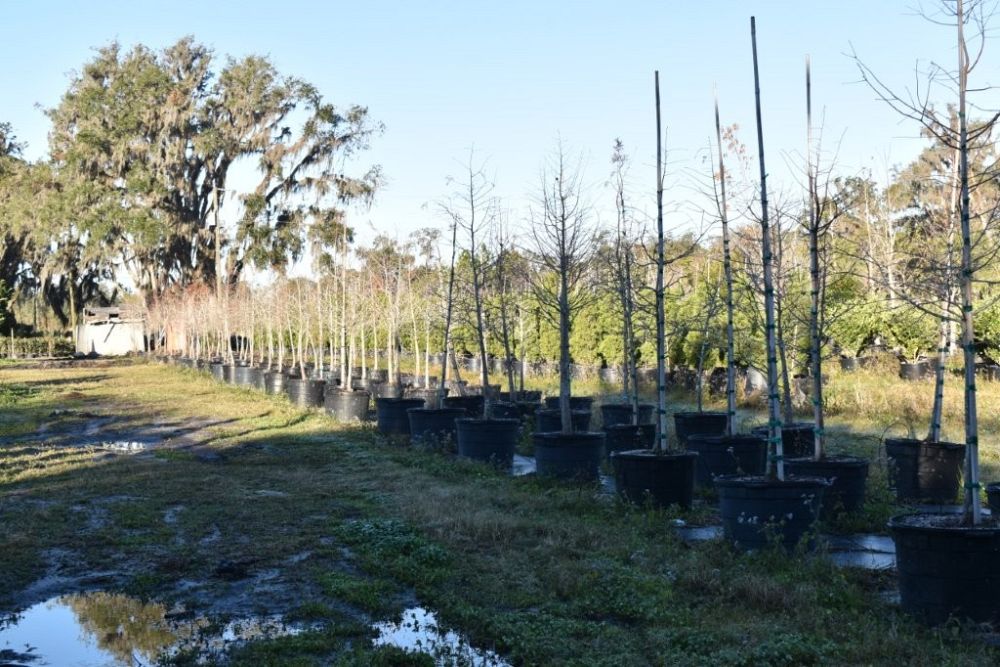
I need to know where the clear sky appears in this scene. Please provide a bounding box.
[3,1,991,261]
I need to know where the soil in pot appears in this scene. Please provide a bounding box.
[715,475,829,551]
[885,438,965,503]
[611,449,697,509]
[673,411,728,446]
[376,397,426,439]
[286,377,326,408]
[544,396,594,411]
[456,418,521,467]
[784,456,870,519]
[442,395,484,418]
[600,403,655,428]
[533,432,606,480]
[408,407,467,450]
[324,389,371,422]
[684,434,767,487]
[603,424,656,458]
[750,423,815,459]
[536,409,591,433]
[890,513,1000,625]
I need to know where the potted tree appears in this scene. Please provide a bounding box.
[713,19,828,551]
[856,0,1000,624]
[685,97,768,488]
[529,142,605,480]
[326,227,371,422]
[611,73,698,505]
[782,59,870,519]
[449,156,521,466]
[407,190,469,449]
[600,140,655,458]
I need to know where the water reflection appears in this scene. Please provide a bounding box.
[0,592,304,666]
[373,607,510,666]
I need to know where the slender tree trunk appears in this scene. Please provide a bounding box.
[806,57,825,461]
[752,16,785,480]
[654,71,668,452]
[715,96,738,438]
[956,0,981,524]
[439,214,460,404]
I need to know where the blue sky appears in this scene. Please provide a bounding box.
[3,1,989,258]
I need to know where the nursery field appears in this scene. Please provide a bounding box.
[1,358,999,665]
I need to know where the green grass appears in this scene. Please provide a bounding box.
[0,359,997,664]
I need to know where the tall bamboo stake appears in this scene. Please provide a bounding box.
[751,16,785,480]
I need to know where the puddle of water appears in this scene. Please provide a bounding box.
[511,454,535,477]
[0,592,306,666]
[676,525,724,541]
[828,551,896,570]
[98,441,152,454]
[373,607,510,666]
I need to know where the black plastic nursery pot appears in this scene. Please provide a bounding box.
[407,407,467,448]
[885,438,966,503]
[490,401,521,420]
[600,403,655,428]
[442,395,485,418]
[232,364,258,388]
[784,456,870,518]
[405,387,445,409]
[715,475,829,551]
[536,409,591,433]
[372,382,403,400]
[209,362,225,382]
[900,361,929,381]
[456,417,521,467]
[750,422,815,459]
[370,369,389,382]
[533,431,606,480]
[264,369,288,395]
[285,377,326,408]
[988,482,1000,514]
[603,424,656,458]
[890,513,1000,625]
[515,401,541,418]
[376,398,425,439]
[611,449,698,509]
[684,434,767,487]
[673,411,728,446]
[324,389,371,422]
[252,367,268,391]
[839,357,860,372]
[222,364,237,384]
[500,390,542,403]
[544,395,594,411]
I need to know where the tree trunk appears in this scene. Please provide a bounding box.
[956,0,981,524]
[715,96,738,438]
[654,71,668,452]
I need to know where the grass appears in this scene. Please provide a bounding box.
[0,358,998,664]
